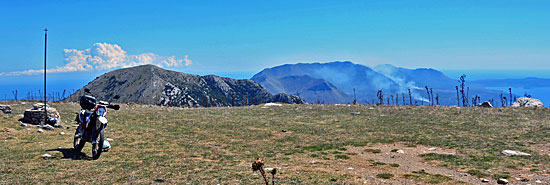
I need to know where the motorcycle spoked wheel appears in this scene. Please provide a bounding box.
[73,127,85,152]
[92,129,105,160]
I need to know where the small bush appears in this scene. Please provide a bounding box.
[365,149,381,153]
[335,155,349,160]
[376,173,394,179]
[371,161,386,166]
[390,163,400,167]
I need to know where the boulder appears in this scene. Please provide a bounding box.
[21,103,61,125]
[0,104,12,114]
[477,101,493,108]
[511,97,543,107]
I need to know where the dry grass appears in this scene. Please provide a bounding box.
[1,101,550,184]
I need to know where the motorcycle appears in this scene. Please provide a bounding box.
[73,89,120,160]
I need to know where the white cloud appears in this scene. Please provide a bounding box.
[0,43,191,76]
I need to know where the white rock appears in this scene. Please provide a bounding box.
[501,150,531,156]
[59,132,65,135]
[428,147,436,151]
[41,154,53,158]
[106,138,114,141]
[481,178,490,183]
[37,129,44,133]
[347,167,354,170]
[42,125,54,130]
[396,149,404,154]
[535,180,542,184]
[350,112,361,115]
[264,103,282,107]
[497,178,508,184]
[511,97,543,107]
[368,107,375,110]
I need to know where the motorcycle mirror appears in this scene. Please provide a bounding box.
[84,88,91,93]
[113,95,120,100]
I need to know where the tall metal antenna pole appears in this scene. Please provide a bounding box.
[43,28,48,127]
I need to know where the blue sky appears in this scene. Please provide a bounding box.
[1,0,549,79]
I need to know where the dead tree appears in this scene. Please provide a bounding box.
[390,95,394,105]
[425,86,430,106]
[408,89,412,105]
[377,89,384,105]
[459,74,466,107]
[435,94,439,106]
[455,86,460,106]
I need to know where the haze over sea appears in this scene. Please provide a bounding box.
[2,68,549,105]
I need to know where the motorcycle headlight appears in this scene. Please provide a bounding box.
[96,107,107,117]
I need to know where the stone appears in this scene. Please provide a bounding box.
[396,149,405,154]
[477,101,493,108]
[428,147,436,151]
[0,105,12,114]
[536,180,542,184]
[497,178,508,184]
[481,178,490,183]
[59,132,65,135]
[511,97,543,107]
[20,123,27,127]
[106,138,114,141]
[350,112,361,115]
[21,103,61,125]
[41,153,54,159]
[42,125,54,130]
[501,150,531,156]
[264,103,282,107]
[37,129,44,133]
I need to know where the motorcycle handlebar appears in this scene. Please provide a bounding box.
[107,104,120,110]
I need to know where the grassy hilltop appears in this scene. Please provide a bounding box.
[1,101,550,184]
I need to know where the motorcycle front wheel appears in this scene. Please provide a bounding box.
[92,129,104,160]
[73,127,85,152]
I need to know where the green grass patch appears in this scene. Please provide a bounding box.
[376,173,394,179]
[466,169,488,178]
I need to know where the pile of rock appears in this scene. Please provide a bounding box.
[511,97,543,107]
[21,103,61,125]
[0,104,11,114]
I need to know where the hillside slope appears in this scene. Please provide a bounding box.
[65,65,303,107]
[252,61,399,104]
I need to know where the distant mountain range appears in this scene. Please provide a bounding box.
[251,61,546,106]
[66,65,303,107]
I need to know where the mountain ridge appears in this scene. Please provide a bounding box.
[66,65,304,107]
